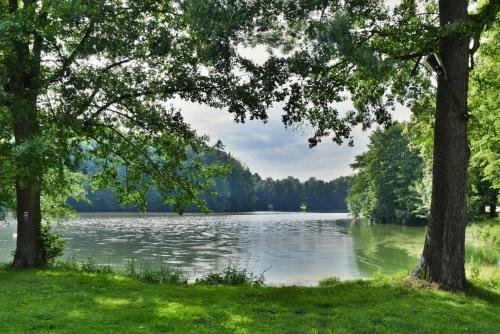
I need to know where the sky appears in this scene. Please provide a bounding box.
[180,100,410,182]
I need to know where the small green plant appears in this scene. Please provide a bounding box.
[40,223,65,264]
[468,256,481,279]
[318,276,341,287]
[196,264,266,286]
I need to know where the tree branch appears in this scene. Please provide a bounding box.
[76,58,134,112]
[85,90,156,124]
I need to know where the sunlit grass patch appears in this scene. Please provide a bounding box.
[156,301,207,319]
[224,314,253,330]
[66,310,85,319]
[94,296,131,307]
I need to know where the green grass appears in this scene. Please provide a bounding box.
[1,268,499,334]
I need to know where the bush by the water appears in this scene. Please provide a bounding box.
[40,223,66,263]
[196,264,266,286]
[53,258,264,286]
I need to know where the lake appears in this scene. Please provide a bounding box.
[0,212,498,285]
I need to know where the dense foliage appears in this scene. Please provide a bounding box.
[69,146,352,213]
[347,123,426,225]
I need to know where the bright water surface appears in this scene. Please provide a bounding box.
[0,212,498,285]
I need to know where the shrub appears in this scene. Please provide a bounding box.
[196,264,266,286]
[40,223,65,263]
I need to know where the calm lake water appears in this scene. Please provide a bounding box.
[0,212,498,285]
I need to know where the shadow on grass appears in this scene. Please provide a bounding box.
[465,280,500,303]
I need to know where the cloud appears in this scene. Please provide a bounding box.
[175,99,411,181]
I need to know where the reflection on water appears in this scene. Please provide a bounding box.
[0,212,498,285]
[350,223,424,276]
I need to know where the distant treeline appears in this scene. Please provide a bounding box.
[69,147,352,213]
[347,123,498,226]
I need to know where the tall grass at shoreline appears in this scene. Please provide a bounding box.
[49,257,268,286]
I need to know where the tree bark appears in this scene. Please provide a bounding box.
[412,0,470,290]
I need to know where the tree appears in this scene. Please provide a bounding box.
[203,148,256,212]
[0,0,269,268]
[347,123,425,225]
[272,177,302,211]
[303,177,351,211]
[255,176,275,211]
[411,0,471,291]
[303,178,329,211]
[242,0,498,289]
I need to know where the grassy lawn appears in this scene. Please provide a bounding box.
[1,268,499,334]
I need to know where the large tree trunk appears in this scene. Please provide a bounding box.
[10,96,44,268]
[412,0,470,290]
[10,100,44,268]
[7,0,45,268]
[12,181,43,268]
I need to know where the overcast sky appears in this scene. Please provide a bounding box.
[179,99,410,182]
